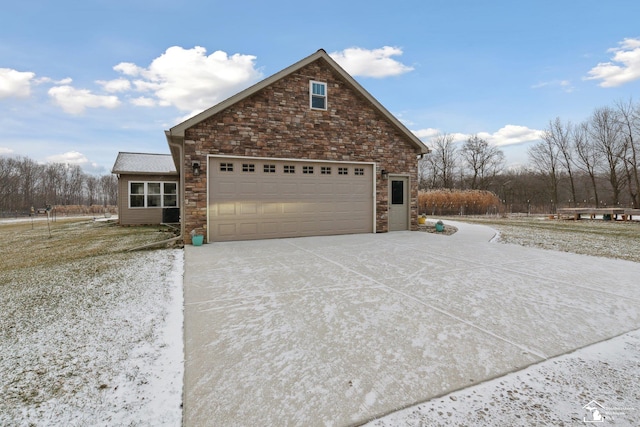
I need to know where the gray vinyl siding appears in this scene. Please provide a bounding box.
[117,174,178,225]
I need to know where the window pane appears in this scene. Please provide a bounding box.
[130,195,145,207]
[147,195,161,207]
[164,182,177,194]
[131,182,145,195]
[392,180,404,205]
[163,195,177,207]
[148,182,161,194]
[312,82,325,95]
[312,96,326,109]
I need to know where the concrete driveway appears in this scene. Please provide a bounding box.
[183,221,640,426]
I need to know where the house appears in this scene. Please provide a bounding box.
[117,49,429,242]
[111,152,179,225]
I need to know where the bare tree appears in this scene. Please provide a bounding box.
[0,155,118,215]
[99,174,118,206]
[589,106,625,206]
[528,133,560,211]
[424,133,458,188]
[460,134,505,190]
[615,99,640,207]
[0,157,20,212]
[573,122,600,207]
[544,117,578,206]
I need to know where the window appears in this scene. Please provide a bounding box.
[338,167,348,175]
[284,165,295,174]
[354,168,365,176]
[220,163,234,172]
[147,182,161,207]
[129,182,179,208]
[310,81,327,110]
[242,163,255,172]
[130,182,145,207]
[391,180,404,205]
[321,166,331,175]
[264,164,276,173]
[303,166,314,174]
[163,183,177,207]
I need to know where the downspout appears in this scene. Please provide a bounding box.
[166,130,185,243]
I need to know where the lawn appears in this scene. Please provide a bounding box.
[450,215,640,263]
[0,217,183,426]
[1,215,638,426]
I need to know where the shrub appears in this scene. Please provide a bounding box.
[419,190,501,215]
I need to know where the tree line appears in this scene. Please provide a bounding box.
[419,99,640,214]
[0,156,117,217]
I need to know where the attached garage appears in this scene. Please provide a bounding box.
[165,49,429,244]
[208,156,374,241]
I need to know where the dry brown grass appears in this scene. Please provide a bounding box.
[419,190,501,216]
[0,218,177,271]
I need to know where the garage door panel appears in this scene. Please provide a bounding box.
[240,203,258,215]
[209,158,373,242]
[262,203,280,215]
[280,221,299,233]
[261,222,280,235]
[217,223,237,237]
[239,223,258,235]
[239,182,258,194]
[218,203,237,216]
[218,181,237,196]
[260,182,279,195]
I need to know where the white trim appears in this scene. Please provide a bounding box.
[388,174,411,231]
[207,154,374,166]
[309,80,327,110]
[128,180,179,209]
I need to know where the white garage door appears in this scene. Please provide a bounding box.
[208,156,374,242]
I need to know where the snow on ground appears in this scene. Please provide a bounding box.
[367,329,640,426]
[2,215,639,426]
[0,249,183,427]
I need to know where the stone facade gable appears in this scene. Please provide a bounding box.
[182,57,420,240]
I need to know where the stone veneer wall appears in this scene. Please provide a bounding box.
[182,58,421,241]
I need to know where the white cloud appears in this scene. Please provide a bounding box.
[130,96,156,107]
[532,79,574,93]
[330,46,414,78]
[412,128,441,139]
[478,125,543,146]
[113,62,142,77]
[35,76,73,85]
[97,78,131,93]
[413,125,542,147]
[0,68,36,99]
[46,150,89,165]
[585,37,640,87]
[113,46,263,114]
[48,85,120,115]
[0,147,15,155]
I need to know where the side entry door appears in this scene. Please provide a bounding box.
[389,177,409,231]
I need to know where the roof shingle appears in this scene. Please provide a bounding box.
[111,152,177,175]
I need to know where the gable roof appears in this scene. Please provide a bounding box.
[111,152,178,175]
[165,49,429,154]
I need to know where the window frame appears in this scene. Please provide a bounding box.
[310,80,327,110]
[129,181,179,209]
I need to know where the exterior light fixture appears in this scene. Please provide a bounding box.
[192,161,201,176]
[381,169,388,179]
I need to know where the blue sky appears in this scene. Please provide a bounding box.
[2,0,639,174]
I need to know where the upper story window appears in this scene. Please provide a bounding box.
[310,81,327,110]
